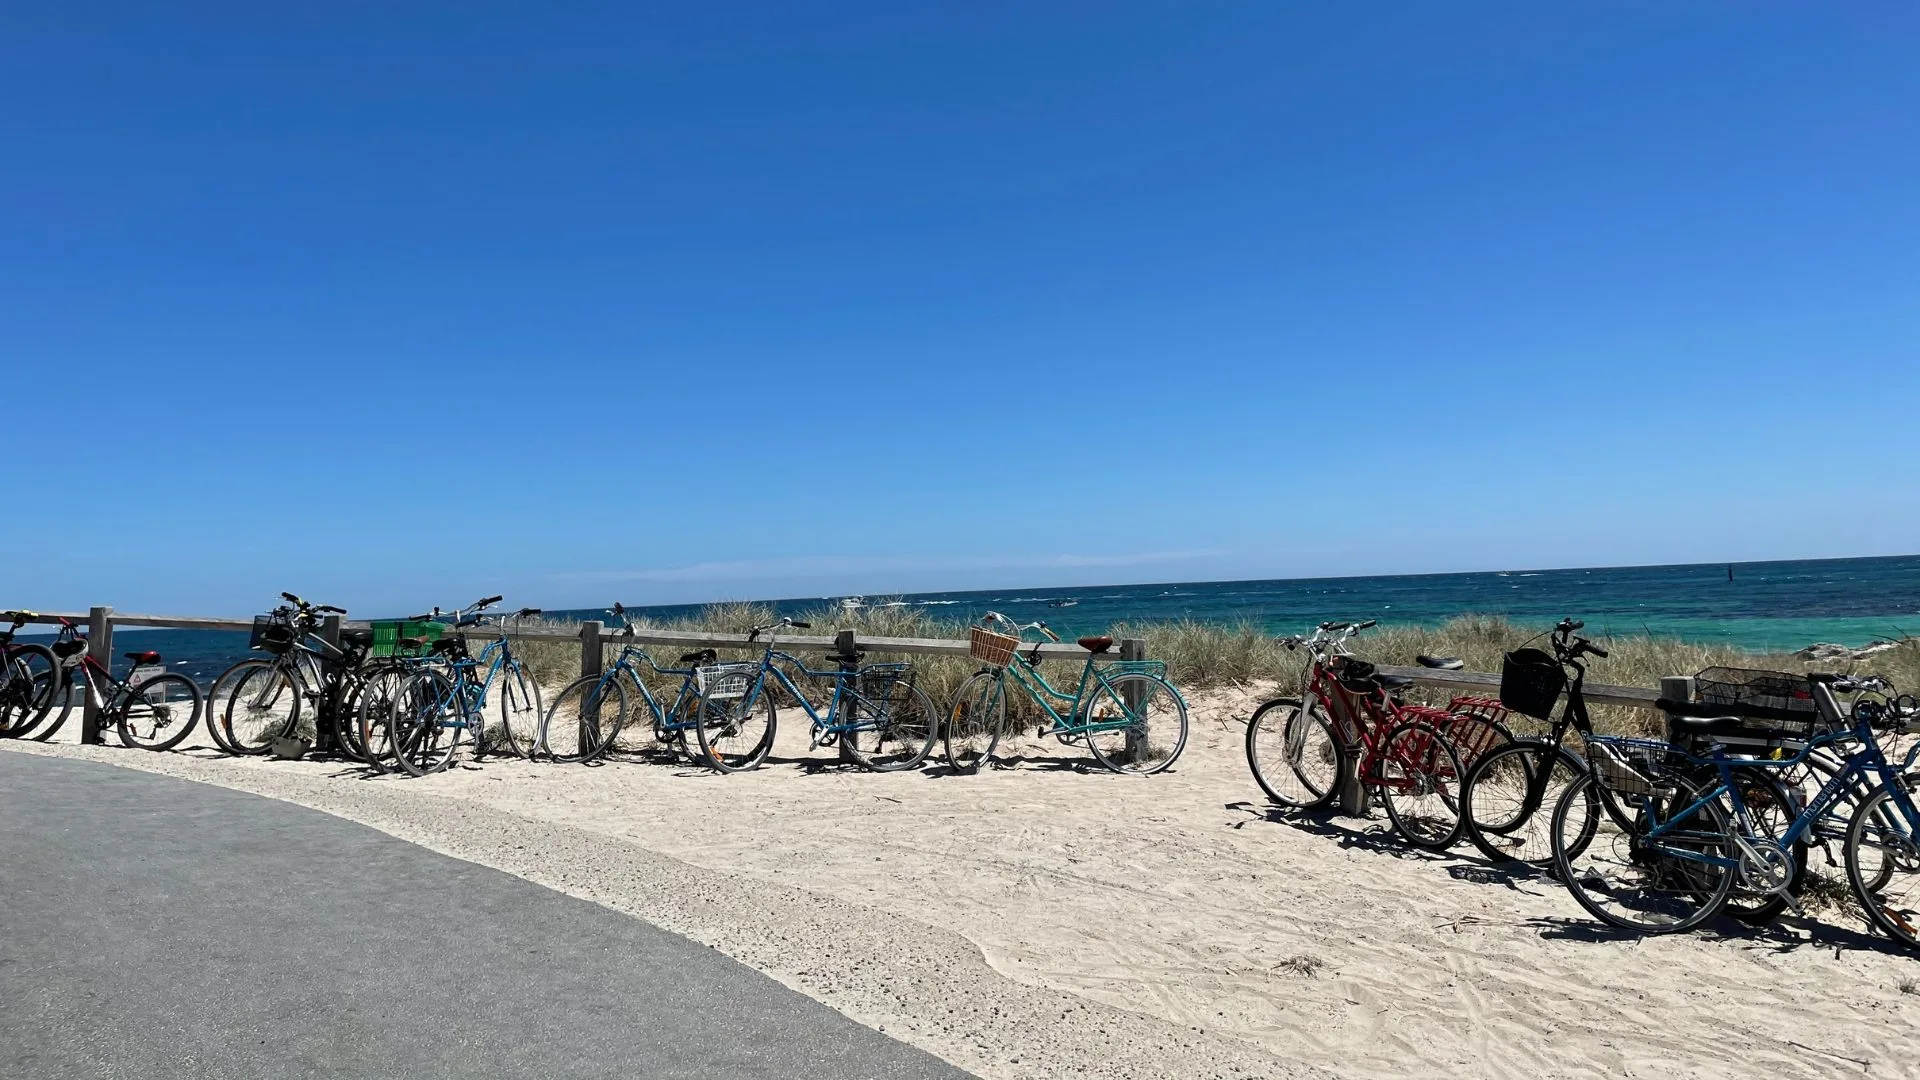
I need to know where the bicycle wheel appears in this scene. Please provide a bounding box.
[1377,721,1466,849]
[116,673,203,751]
[494,661,543,759]
[355,664,410,774]
[542,673,629,763]
[221,661,301,755]
[390,669,463,777]
[202,660,262,754]
[1084,673,1188,775]
[1721,766,1807,925]
[842,682,937,771]
[1462,739,1593,866]
[0,644,58,737]
[1844,786,1920,949]
[1245,697,1345,809]
[690,683,777,773]
[944,671,1006,774]
[1552,772,1735,935]
[15,667,73,741]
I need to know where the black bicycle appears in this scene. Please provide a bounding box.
[0,611,60,738]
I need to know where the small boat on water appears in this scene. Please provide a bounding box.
[1047,599,1079,608]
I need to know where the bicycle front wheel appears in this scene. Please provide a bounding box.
[1462,739,1593,866]
[1552,772,1735,935]
[1377,721,1465,850]
[1844,785,1920,949]
[943,671,1006,774]
[543,673,629,763]
[116,673,203,751]
[843,683,938,772]
[1084,673,1188,775]
[1245,697,1344,809]
[690,684,777,773]
[0,644,58,737]
[220,661,301,755]
[390,670,464,777]
[494,661,543,760]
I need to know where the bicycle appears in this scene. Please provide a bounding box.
[0,611,61,738]
[1549,668,1920,939]
[376,597,545,776]
[943,612,1189,776]
[687,617,939,773]
[210,594,362,756]
[11,615,203,750]
[1244,620,1512,848]
[539,602,738,763]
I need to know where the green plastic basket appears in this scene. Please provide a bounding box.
[369,619,447,657]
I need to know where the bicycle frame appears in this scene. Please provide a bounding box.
[737,645,909,738]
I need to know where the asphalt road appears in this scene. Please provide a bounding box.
[0,752,976,1079]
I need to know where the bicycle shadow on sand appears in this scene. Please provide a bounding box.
[1528,908,1909,957]
[1223,799,1457,863]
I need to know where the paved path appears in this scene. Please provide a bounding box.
[0,753,975,1080]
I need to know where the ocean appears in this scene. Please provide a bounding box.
[36,555,1920,685]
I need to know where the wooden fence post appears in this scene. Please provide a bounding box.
[1659,675,1693,708]
[80,606,112,745]
[315,614,343,753]
[579,620,603,679]
[1120,638,1147,767]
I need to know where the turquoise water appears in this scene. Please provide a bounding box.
[42,555,1920,684]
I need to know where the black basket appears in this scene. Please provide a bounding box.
[1500,648,1566,721]
[250,614,296,655]
[1693,667,1816,720]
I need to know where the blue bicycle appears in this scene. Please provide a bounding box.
[1550,668,1920,941]
[539,603,741,763]
[379,597,545,777]
[689,617,939,773]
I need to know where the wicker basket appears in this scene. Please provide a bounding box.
[970,625,1020,667]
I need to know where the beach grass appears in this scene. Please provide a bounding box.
[508,602,1918,737]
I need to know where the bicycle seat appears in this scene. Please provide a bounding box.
[1376,673,1416,690]
[822,651,865,667]
[1665,713,1766,738]
[397,636,427,649]
[124,650,162,665]
[679,649,717,665]
[429,637,465,655]
[340,629,374,648]
[1078,635,1114,654]
[1417,655,1464,670]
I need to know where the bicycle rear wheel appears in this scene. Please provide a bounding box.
[943,671,1006,774]
[1084,673,1188,775]
[1245,697,1344,809]
[1552,772,1735,935]
[1377,721,1465,849]
[542,673,629,763]
[842,683,937,771]
[1462,739,1593,866]
[116,673,203,751]
[220,661,301,755]
[0,645,58,737]
[355,664,411,773]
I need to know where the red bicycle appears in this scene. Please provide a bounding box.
[1245,621,1513,849]
[23,617,204,750]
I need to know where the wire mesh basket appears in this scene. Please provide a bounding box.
[1694,667,1817,718]
[250,614,297,656]
[1500,648,1566,721]
[970,625,1020,667]
[857,662,914,704]
[696,662,759,700]
[1585,738,1668,797]
[369,619,446,658]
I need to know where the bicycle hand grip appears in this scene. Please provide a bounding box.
[1356,620,1377,630]
[790,620,812,629]
[1585,643,1609,658]
[518,607,542,617]
[281,592,302,605]
[478,595,504,607]
[317,605,346,614]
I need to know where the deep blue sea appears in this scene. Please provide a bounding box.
[39,555,1920,685]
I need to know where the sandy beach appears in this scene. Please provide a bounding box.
[12,685,1920,1079]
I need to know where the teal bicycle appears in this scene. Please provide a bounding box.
[540,603,737,763]
[689,617,939,774]
[943,612,1188,775]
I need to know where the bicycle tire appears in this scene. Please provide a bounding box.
[1552,771,1736,935]
[1461,739,1593,866]
[202,659,266,755]
[1378,721,1466,849]
[842,682,937,772]
[355,664,411,774]
[391,669,464,777]
[1245,697,1345,810]
[690,680,777,774]
[1720,766,1807,926]
[1844,785,1920,949]
[221,661,301,755]
[1084,673,1188,775]
[543,673,629,763]
[494,661,543,760]
[0,644,58,737]
[944,671,1006,774]
[116,672,203,751]
[17,665,75,742]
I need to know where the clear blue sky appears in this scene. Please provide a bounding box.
[5,3,1916,615]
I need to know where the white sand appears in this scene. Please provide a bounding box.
[14,684,1920,1079]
